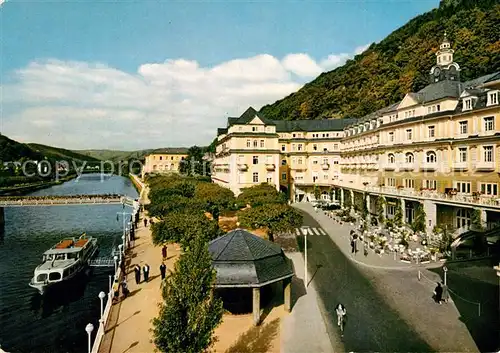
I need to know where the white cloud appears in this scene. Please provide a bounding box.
[0,0,5,8]
[282,53,323,77]
[1,45,368,150]
[354,44,370,55]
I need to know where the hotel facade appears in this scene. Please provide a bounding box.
[141,148,189,178]
[212,36,500,237]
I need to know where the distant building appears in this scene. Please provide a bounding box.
[141,148,189,178]
[212,34,500,237]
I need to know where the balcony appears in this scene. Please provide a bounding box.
[475,161,495,171]
[291,164,307,170]
[383,163,396,171]
[399,163,415,171]
[420,162,437,171]
[266,163,276,171]
[237,164,248,171]
[453,161,468,171]
[321,163,330,170]
[366,163,379,170]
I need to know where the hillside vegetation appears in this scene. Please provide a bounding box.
[0,134,43,162]
[28,143,100,162]
[73,149,153,162]
[259,0,500,120]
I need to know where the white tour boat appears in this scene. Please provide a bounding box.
[29,233,98,294]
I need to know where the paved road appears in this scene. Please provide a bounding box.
[298,209,478,352]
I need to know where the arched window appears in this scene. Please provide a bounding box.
[388,154,395,164]
[405,152,414,164]
[426,151,437,163]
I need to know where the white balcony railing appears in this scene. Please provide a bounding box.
[420,162,437,171]
[399,163,415,171]
[265,163,276,171]
[452,161,468,170]
[362,185,500,208]
[321,163,330,170]
[237,164,248,171]
[475,161,495,171]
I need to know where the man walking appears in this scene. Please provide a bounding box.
[134,264,141,284]
[143,263,150,282]
[160,262,167,280]
[434,282,443,304]
[441,281,449,303]
[143,218,148,228]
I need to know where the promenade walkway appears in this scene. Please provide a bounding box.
[98,182,180,353]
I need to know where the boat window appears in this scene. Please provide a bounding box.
[55,254,66,260]
[46,254,54,261]
[37,273,48,282]
[67,253,77,260]
[49,272,62,281]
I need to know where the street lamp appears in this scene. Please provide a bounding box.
[85,323,94,353]
[494,263,500,313]
[113,255,118,274]
[121,235,126,251]
[98,291,106,318]
[108,275,113,294]
[118,244,123,264]
[443,266,448,286]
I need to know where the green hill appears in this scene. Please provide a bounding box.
[259,0,500,121]
[0,134,44,162]
[73,149,153,162]
[28,143,100,162]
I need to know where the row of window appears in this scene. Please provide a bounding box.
[463,91,499,111]
[153,155,184,161]
[285,143,339,152]
[386,146,495,164]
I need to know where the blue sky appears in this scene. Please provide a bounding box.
[0,0,438,150]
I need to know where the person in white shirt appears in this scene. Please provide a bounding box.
[335,303,347,328]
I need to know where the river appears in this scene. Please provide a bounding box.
[0,174,139,353]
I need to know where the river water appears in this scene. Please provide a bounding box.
[0,174,139,353]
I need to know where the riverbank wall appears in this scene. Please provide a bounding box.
[128,174,143,194]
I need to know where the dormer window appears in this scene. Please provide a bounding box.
[487,91,499,106]
[463,98,473,111]
[252,126,257,132]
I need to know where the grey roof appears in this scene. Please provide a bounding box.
[209,229,294,287]
[273,118,357,133]
[228,107,275,126]
[151,147,189,154]
[417,80,463,103]
[464,71,500,88]
[217,128,228,136]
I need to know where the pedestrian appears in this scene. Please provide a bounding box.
[434,282,443,304]
[134,264,141,284]
[143,263,150,282]
[144,218,148,227]
[441,281,449,303]
[364,242,369,257]
[162,245,167,260]
[160,262,167,280]
[112,279,120,302]
[120,259,125,274]
[121,279,129,298]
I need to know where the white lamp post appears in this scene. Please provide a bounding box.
[118,244,123,264]
[108,275,113,294]
[121,235,126,251]
[85,323,94,353]
[98,291,106,318]
[113,255,118,274]
[443,266,448,286]
[494,263,500,313]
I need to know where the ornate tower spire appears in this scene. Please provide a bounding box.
[436,32,454,66]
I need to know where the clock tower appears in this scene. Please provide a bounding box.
[430,33,460,83]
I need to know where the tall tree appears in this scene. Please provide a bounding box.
[152,238,223,353]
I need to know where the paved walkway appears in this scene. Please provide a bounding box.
[98,181,181,353]
[281,252,336,353]
[293,203,442,271]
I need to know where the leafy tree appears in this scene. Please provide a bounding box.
[471,208,483,230]
[237,184,287,207]
[146,195,205,218]
[394,199,404,227]
[152,238,223,353]
[361,194,368,218]
[344,191,352,210]
[411,203,426,233]
[313,185,321,201]
[237,203,303,239]
[376,196,386,225]
[194,182,236,211]
[180,146,210,176]
[151,211,221,249]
